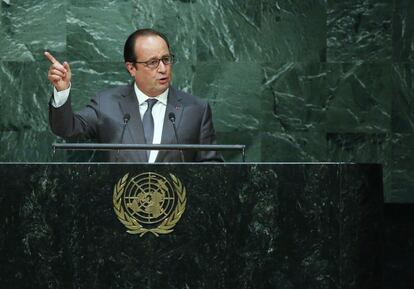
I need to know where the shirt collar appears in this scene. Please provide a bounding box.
[134,82,169,106]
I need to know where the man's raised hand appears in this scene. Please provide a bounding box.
[44,52,71,91]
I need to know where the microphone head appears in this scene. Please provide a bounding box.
[168,112,176,122]
[123,113,131,123]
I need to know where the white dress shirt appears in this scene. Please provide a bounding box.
[52,83,168,163]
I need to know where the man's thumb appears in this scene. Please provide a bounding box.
[63,61,71,72]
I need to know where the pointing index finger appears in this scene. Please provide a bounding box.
[44,51,60,65]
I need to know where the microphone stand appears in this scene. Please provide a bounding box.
[168,113,185,162]
[116,113,130,161]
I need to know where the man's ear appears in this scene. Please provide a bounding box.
[125,62,136,76]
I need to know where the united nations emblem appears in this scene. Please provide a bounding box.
[113,172,187,237]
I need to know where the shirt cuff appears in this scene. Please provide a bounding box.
[51,84,71,108]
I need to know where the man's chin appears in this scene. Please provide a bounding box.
[151,82,170,96]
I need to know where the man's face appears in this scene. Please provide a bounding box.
[126,35,172,97]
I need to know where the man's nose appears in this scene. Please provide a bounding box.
[157,61,167,73]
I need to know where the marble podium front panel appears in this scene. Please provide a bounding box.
[0,163,382,289]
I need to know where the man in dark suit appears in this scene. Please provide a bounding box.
[45,29,223,162]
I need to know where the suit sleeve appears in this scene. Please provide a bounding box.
[196,102,224,162]
[48,93,99,141]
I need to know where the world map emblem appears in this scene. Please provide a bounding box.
[113,172,187,237]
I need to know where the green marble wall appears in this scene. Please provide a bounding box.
[0,0,413,202]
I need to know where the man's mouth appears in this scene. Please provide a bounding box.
[158,77,169,84]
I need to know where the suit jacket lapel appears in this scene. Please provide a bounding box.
[118,83,148,162]
[156,87,183,161]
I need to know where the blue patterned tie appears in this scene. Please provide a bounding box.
[143,98,158,157]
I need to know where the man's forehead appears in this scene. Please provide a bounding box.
[135,35,169,54]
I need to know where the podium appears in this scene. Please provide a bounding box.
[0,163,383,289]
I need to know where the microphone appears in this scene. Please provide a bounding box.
[117,113,130,161]
[168,112,185,162]
[120,113,131,143]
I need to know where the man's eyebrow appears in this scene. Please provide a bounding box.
[147,54,170,60]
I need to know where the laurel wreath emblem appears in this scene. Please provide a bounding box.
[113,173,187,237]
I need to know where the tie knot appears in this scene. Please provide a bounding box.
[146,98,158,110]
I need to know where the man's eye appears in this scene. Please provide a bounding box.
[148,60,159,66]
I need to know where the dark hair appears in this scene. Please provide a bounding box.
[123,28,170,63]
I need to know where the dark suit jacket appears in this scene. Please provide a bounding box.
[49,84,223,162]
